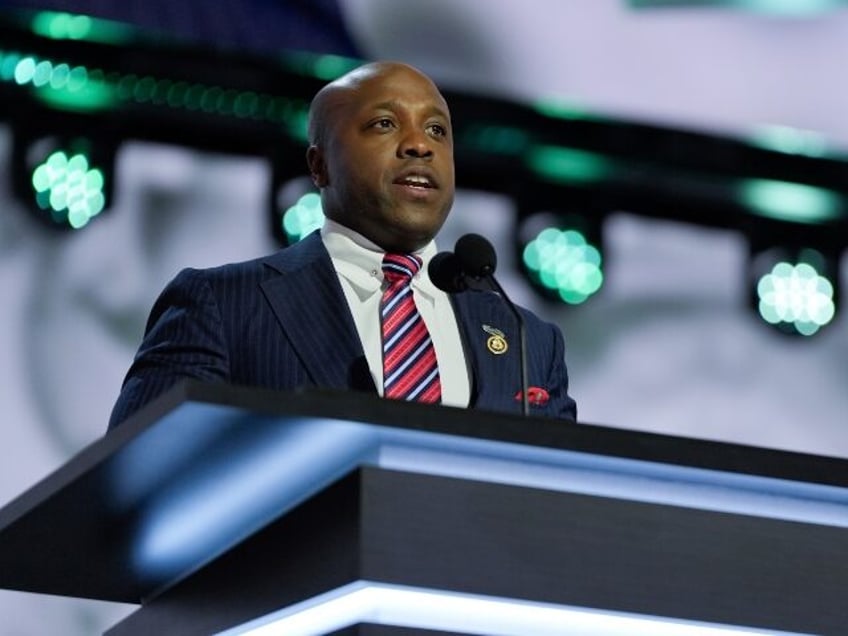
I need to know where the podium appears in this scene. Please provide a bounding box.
[1,381,847,635]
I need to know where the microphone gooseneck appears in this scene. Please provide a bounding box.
[451,234,530,416]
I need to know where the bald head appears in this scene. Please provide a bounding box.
[307,62,445,147]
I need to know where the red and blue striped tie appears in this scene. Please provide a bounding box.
[381,253,442,403]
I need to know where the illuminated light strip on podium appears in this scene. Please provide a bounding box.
[219,581,809,636]
[133,414,848,579]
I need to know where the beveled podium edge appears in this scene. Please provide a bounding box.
[4,378,846,533]
[1,380,847,607]
[145,381,848,486]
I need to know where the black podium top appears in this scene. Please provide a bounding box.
[1,381,847,605]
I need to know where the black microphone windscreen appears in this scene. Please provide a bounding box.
[455,233,497,277]
[428,252,467,293]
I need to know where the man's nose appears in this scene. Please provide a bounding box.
[399,130,433,159]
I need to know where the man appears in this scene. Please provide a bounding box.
[108,61,577,429]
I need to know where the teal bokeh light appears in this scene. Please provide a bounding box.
[31,150,106,229]
[523,227,603,304]
[282,192,324,243]
[756,260,835,336]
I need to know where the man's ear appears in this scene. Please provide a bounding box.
[306,145,328,188]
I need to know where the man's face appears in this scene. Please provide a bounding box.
[310,65,455,252]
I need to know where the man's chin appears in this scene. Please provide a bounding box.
[337,207,449,252]
[390,219,448,251]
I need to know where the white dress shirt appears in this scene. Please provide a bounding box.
[321,219,470,407]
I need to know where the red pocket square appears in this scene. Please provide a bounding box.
[514,387,550,406]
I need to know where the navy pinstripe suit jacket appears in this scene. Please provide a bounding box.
[108,233,577,429]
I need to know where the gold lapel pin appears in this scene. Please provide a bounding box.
[482,324,508,355]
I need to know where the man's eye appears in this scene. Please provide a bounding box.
[429,123,447,137]
[372,118,394,129]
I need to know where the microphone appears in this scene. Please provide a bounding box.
[454,233,496,278]
[433,233,531,416]
[428,251,468,293]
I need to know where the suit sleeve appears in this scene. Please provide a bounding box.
[542,320,578,422]
[107,268,231,429]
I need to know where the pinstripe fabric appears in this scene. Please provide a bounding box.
[109,232,576,429]
[449,290,576,419]
[381,254,441,403]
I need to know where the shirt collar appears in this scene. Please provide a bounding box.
[320,219,441,299]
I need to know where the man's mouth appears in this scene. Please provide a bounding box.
[393,171,438,190]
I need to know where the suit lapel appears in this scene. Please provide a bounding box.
[259,234,374,392]
[452,290,521,411]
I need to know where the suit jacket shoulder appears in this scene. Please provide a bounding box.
[109,233,369,428]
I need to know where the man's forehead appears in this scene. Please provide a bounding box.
[331,74,448,114]
[330,63,387,89]
[336,63,443,97]
[331,62,418,89]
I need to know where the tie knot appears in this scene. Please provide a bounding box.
[382,253,422,283]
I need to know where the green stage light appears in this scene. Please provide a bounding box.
[0,51,22,81]
[31,150,106,229]
[533,98,597,122]
[12,55,37,84]
[756,259,835,336]
[1,44,311,138]
[36,12,91,40]
[13,56,86,90]
[525,145,614,186]
[282,52,362,81]
[750,245,839,337]
[11,54,115,111]
[629,0,848,17]
[461,125,530,156]
[282,191,324,244]
[749,125,829,158]
[30,11,134,44]
[738,179,842,225]
[522,226,604,304]
[284,105,311,143]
